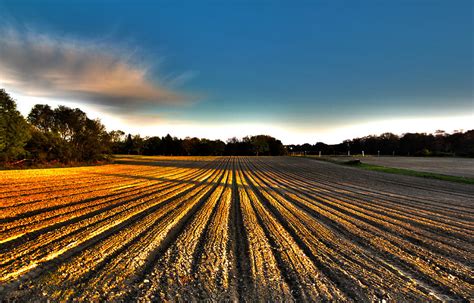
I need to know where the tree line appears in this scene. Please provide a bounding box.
[288,130,474,157]
[111,133,286,157]
[2,89,473,166]
[0,89,286,165]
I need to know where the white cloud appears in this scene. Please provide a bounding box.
[0,28,191,112]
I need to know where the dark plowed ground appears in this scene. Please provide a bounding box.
[1,156,472,302]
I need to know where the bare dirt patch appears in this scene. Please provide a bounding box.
[1,156,472,301]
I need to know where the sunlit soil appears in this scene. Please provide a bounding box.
[0,156,473,301]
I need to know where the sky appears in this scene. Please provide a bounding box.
[0,0,472,144]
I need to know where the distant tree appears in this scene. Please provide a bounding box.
[225,137,240,155]
[25,128,58,162]
[209,139,225,155]
[143,136,162,155]
[251,135,270,156]
[25,103,112,162]
[251,135,286,156]
[131,135,144,155]
[240,136,253,155]
[162,134,174,155]
[27,104,55,132]
[378,133,399,155]
[400,133,435,156]
[121,134,145,155]
[182,137,200,155]
[78,118,111,161]
[301,143,312,155]
[225,136,252,155]
[0,89,31,162]
[53,106,87,143]
[314,142,331,155]
[9,86,474,166]
[110,130,125,144]
[446,130,474,157]
[109,130,126,154]
[124,134,134,155]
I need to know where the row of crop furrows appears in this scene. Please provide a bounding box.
[0,165,168,209]
[1,156,471,302]
[135,161,233,301]
[268,157,472,297]
[239,157,385,301]
[0,156,215,202]
[0,162,210,243]
[265,156,473,209]
[256,157,473,248]
[270,158,473,261]
[0,158,223,288]
[0,160,207,212]
[237,158,350,301]
[254,157,473,257]
[0,162,207,250]
[2,157,229,301]
[241,157,473,301]
[45,157,228,302]
[136,156,345,302]
[0,165,146,201]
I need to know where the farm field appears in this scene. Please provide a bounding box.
[359,156,474,178]
[0,156,473,302]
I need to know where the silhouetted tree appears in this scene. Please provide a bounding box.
[143,136,162,155]
[288,131,474,158]
[251,135,270,156]
[25,103,112,162]
[28,104,55,132]
[124,134,134,155]
[182,137,200,155]
[0,89,31,162]
[209,139,225,155]
[109,130,126,154]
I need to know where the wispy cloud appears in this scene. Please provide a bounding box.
[0,28,193,112]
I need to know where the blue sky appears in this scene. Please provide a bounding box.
[0,0,472,143]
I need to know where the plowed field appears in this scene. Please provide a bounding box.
[1,156,473,302]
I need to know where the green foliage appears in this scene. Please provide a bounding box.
[1,88,288,165]
[306,156,474,184]
[27,104,55,132]
[355,163,474,185]
[0,89,31,162]
[26,102,112,163]
[251,135,270,156]
[225,135,286,156]
[288,130,474,157]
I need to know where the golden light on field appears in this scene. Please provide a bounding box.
[1,156,472,301]
[1,0,472,300]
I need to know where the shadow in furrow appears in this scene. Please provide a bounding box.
[239,158,369,302]
[122,159,229,301]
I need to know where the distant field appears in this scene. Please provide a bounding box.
[359,156,474,178]
[1,156,473,301]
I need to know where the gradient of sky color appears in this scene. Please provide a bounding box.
[0,0,472,144]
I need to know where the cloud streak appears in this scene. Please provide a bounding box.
[0,29,189,112]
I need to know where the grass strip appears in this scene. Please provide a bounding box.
[353,163,474,185]
[298,156,474,185]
